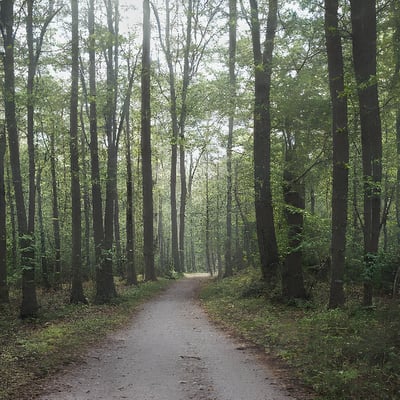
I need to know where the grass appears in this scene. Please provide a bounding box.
[200,268,400,400]
[0,278,172,400]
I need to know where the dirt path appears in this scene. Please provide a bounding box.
[38,275,296,400]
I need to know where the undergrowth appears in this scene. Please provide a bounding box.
[0,278,171,400]
[200,268,400,400]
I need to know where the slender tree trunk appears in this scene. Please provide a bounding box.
[96,0,119,302]
[161,0,181,273]
[282,141,306,300]
[114,197,123,277]
[50,129,61,286]
[80,119,91,276]
[350,0,382,307]
[141,0,156,281]
[325,0,349,309]
[125,105,137,285]
[205,156,213,277]
[69,0,87,304]
[0,126,8,303]
[6,165,17,272]
[37,167,51,289]
[87,0,106,296]
[249,0,279,284]
[1,0,38,317]
[225,0,237,278]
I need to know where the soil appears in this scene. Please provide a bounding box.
[36,274,307,400]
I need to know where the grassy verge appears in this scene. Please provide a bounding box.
[200,269,400,400]
[0,278,172,400]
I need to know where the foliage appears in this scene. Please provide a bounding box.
[0,278,171,400]
[200,270,400,399]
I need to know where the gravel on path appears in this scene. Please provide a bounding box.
[37,275,296,400]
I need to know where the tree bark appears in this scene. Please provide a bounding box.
[1,0,38,317]
[69,0,87,304]
[0,126,8,303]
[325,0,349,309]
[37,166,51,289]
[50,129,61,286]
[141,0,156,281]
[87,0,106,295]
[224,0,237,278]
[95,0,119,303]
[125,101,137,285]
[350,0,382,307]
[281,134,307,300]
[249,0,280,284]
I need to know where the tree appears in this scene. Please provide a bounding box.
[350,0,382,307]
[1,0,39,317]
[281,128,307,300]
[95,0,118,303]
[249,0,279,284]
[325,0,349,309]
[152,0,181,273]
[224,0,237,278]
[142,0,156,281]
[69,0,87,304]
[0,126,8,303]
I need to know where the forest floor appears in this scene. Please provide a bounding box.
[34,274,311,400]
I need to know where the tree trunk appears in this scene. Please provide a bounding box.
[50,129,61,286]
[225,0,237,278]
[205,157,213,277]
[6,165,17,272]
[282,142,307,300]
[125,102,137,285]
[95,0,118,302]
[0,126,8,303]
[87,0,105,295]
[249,0,279,284]
[1,0,38,317]
[350,0,382,307]
[69,0,87,304]
[163,0,181,273]
[394,1,400,295]
[141,0,156,281]
[325,0,349,309]
[37,167,51,289]
[114,196,123,277]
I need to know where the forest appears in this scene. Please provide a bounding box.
[0,0,400,398]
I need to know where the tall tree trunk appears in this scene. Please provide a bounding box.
[350,0,382,307]
[0,126,8,303]
[125,103,137,285]
[69,0,87,304]
[6,165,17,272]
[88,0,105,295]
[80,117,91,276]
[95,0,118,302]
[141,0,156,281]
[225,0,237,278]
[282,140,306,300]
[37,166,51,289]
[178,0,194,273]
[161,0,181,273]
[114,197,123,277]
[50,129,61,286]
[325,0,349,309]
[205,156,213,277]
[249,0,279,284]
[1,0,38,317]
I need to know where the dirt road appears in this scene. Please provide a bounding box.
[38,275,296,400]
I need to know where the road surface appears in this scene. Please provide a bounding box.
[38,275,298,400]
